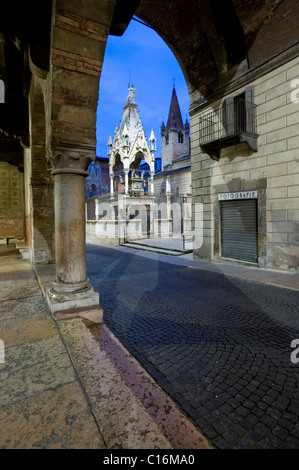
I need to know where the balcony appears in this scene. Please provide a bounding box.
[199,98,258,160]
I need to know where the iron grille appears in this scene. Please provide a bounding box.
[199,98,257,145]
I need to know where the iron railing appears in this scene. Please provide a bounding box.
[199,98,257,145]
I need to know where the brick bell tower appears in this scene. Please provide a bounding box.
[161,85,190,171]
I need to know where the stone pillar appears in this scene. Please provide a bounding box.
[124,169,129,195]
[166,175,171,195]
[47,150,100,315]
[95,198,99,220]
[150,171,155,196]
[110,173,114,197]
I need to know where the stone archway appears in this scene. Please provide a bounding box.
[42,0,299,313]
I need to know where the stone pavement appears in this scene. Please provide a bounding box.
[1,239,299,450]
[119,236,299,291]
[0,249,210,449]
[85,239,299,449]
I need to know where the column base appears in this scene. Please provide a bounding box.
[47,279,100,315]
[53,305,103,325]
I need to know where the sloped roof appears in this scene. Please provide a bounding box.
[166,86,184,131]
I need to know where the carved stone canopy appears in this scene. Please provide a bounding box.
[108,86,156,174]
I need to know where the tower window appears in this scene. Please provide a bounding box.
[178,132,184,143]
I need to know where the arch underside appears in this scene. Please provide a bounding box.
[136,0,298,107]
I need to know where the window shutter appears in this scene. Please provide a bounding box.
[245,86,255,133]
[223,97,235,135]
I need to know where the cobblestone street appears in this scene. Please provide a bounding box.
[87,243,299,449]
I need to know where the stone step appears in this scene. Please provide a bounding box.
[120,242,192,256]
[0,245,19,257]
[16,242,30,259]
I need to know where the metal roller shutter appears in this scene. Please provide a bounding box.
[220,199,258,263]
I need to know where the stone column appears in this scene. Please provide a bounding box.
[110,173,114,197]
[166,175,171,195]
[95,198,99,220]
[47,150,99,315]
[124,168,129,195]
[150,171,155,196]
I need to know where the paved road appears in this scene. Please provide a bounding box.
[86,243,299,449]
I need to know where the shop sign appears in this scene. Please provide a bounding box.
[218,190,257,200]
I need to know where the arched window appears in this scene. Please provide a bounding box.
[178,132,184,143]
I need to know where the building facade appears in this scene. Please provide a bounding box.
[191,55,299,270]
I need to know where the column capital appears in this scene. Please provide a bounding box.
[51,151,94,176]
[47,142,95,176]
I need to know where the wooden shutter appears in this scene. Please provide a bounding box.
[245,86,255,133]
[223,97,235,135]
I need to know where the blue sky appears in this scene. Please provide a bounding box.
[96,17,190,159]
